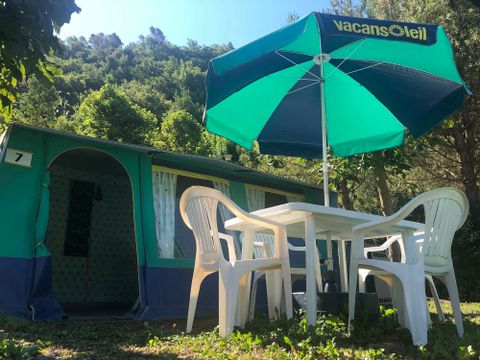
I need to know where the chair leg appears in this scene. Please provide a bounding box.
[186,268,210,333]
[425,275,445,321]
[236,272,252,328]
[265,269,279,320]
[248,271,264,321]
[218,267,239,337]
[314,250,323,293]
[358,270,368,293]
[402,273,428,346]
[281,260,293,319]
[440,270,464,337]
[347,261,358,332]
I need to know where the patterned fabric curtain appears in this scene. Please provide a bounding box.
[246,188,265,212]
[152,171,177,258]
[286,193,304,203]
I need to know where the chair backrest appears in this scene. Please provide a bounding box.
[179,186,254,265]
[404,188,469,270]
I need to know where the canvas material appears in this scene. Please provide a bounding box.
[205,12,467,158]
[0,124,327,320]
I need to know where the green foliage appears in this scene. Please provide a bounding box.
[0,0,80,113]
[0,339,40,359]
[451,217,480,301]
[145,303,480,359]
[9,77,61,128]
[155,110,204,154]
[116,80,172,124]
[73,84,157,145]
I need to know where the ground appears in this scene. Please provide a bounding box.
[0,301,478,359]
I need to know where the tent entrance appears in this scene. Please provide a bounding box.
[46,149,139,317]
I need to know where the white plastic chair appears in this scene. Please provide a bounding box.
[348,188,469,345]
[180,186,293,337]
[248,233,323,320]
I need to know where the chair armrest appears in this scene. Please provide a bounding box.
[352,205,423,236]
[288,243,306,252]
[362,232,424,263]
[253,241,271,258]
[218,232,237,261]
[363,234,402,257]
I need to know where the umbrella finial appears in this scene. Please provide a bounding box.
[313,53,331,65]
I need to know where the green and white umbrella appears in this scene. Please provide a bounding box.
[204,12,469,205]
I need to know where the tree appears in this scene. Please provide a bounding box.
[117,80,172,125]
[9,77,61,128]
[74,84,157,145]
[0,0,80,113]
[155,110,204,154]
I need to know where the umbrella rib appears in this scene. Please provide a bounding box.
[267,76,319,82]
[325,39,366,79]
[274,51,320,80]
[343,62,383,75]
[286,81,320,96]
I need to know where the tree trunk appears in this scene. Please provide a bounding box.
[339,178,354,210]
[371,152,401,261]
[452,120,480,225]
[371,152,394,216]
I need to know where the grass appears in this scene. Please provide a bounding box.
[0,301,479,359]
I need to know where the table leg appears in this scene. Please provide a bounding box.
[338,240,348,292]
[326,231,333,271]
[305,214,317,327]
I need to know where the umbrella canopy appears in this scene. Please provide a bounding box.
[204,12,469,205]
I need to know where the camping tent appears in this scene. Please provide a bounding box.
[0,123,334,320]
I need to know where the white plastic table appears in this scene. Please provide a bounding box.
[225,202,424,326]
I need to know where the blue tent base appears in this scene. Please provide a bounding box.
[0,259,295,321]
[0,256,64,320]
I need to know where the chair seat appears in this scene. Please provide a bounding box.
[424,256,449,272]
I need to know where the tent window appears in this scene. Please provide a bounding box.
[64,179,95,257]
[247,188,290,211]
[152,171,177,258]
[151,172,231,259]
[265,192,288,208]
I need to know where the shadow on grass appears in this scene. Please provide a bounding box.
[0,316,196,360]
[1,302,479,359]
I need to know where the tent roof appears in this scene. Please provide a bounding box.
[8,123,324,194]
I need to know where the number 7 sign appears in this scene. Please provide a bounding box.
[5,148,33,167]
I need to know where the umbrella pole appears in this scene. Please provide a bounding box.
[319,54,329,207]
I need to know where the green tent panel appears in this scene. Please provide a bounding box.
[0,124,333,320]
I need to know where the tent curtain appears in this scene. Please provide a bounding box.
[246,188,265,212]
[152,171,177,258]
